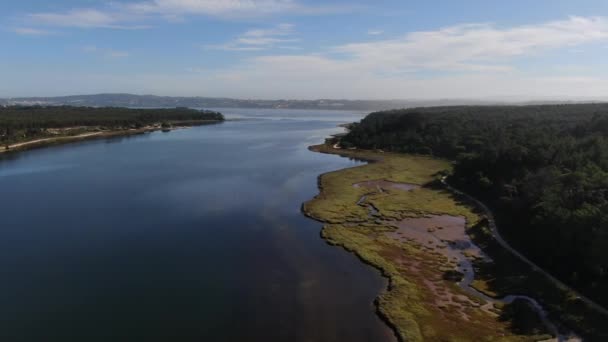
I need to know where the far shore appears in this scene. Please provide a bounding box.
[0,120,222,154]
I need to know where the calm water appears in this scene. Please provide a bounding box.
[0,109,394,342]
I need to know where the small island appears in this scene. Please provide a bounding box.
[0,106,224,153]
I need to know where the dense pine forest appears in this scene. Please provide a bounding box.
[341,104,608,305]
[0,106,224,145]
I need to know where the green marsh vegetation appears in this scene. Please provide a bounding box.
[304,145,553,341]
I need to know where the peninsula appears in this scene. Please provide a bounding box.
[305,103,608,341]
[0,106,224,153]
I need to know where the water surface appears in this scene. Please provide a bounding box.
[0,109,394,342]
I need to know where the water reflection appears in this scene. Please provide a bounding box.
[0,110,394,342]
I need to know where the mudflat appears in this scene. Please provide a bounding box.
[303,144,560,341]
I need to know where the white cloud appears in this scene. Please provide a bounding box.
[367,29,384,36]
[83,46,130,58]
[30,9,116,28]
[23,1,354,29]
[335,16,608,72]
[127,0,298,16]
[243,23,293,38]
[7,15,608,100]
[196,66,608,100]
[206,23,298,51]
[6,67,608,100]
[106,51,131,58]
[27,8,150,29]
[126,0,359,17]
[185,67,207,73]
[201,15,608,92]
[192,16,608,98]
[12,27,53,36]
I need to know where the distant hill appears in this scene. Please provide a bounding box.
[2,93,606,111]
[0,93,511,111]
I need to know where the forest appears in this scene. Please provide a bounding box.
[0,105,224,145]
[341,103,608,306]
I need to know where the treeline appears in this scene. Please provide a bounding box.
[0,105,223,129]
[341,103,608,305]
[0,105,224,144]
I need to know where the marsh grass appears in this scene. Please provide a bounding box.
[304,144,552,341]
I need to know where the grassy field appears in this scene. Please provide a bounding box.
[303,144,554,342]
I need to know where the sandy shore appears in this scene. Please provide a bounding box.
[3,132,105,151]
[0,121,221,154]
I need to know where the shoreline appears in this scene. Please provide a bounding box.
[301,182,401,342]
[301,145,404,341]
[0,120,223,155]
[303,143,578,341]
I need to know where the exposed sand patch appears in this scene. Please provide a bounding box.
[387,215,487,261]
[385,214,497,319]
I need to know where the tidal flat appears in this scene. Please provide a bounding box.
[303,144,558,341]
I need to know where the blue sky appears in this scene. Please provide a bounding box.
[2,0,608,99]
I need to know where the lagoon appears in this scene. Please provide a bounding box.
[0,109,394,342]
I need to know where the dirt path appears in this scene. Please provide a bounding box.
[441,177,608,317]
[439,177,608,341]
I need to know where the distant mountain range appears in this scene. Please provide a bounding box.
[1,93,606,111]
[0,93,502,111]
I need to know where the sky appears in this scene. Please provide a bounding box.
[2,0,608,100]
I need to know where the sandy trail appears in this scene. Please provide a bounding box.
[2,131,104,152]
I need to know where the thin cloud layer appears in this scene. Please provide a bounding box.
[6,0,608,100]
[127,0,298,16]
[207,23,298,51]
[27,8,149,29]
[335,16,608,72]
[197,16,608,97]
[83,46,131,58]
[367,29,384,36]
[23,0,350,29]
[212,16,608,80]
[12,27,53,36]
